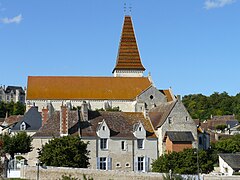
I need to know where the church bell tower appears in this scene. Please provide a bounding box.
[113,16,145,77]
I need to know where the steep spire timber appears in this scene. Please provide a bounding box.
[113,15,145,77]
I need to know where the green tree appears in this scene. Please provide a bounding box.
[182,92,240,121]
[213,134,240,153]
[0,101,26,118]
[39,136,90,168]
[13,101,26,115]
[2,132,32,159]
[152,149,215,174]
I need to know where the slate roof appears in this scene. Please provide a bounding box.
[33,110,156,139]
[11,107,42,131]
[81,111,156,139]
[27,76,151,100]
[200,115,238,130]
[33,110,79,138]
[149,101,177,129]
[164,131,194,142]
[5,86,25,95]
[113,15,145,72]
[219,153,240,170]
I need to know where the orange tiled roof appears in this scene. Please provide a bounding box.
[162,90,174,102]
[113,16,145,72]
[27,76,151,100]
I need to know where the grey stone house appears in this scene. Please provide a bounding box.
[0,85,25,104]
[149,100,197,155]
[30,103,157,172]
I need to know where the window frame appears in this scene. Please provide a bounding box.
[99,157,107,170]
[137,139,144,149]
[100,138,108,150]
[137,156,144,172]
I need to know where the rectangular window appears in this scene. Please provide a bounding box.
[100,138,107,150]
[121,141,125,150]
[168,117,172,124]
[138,157,144,171]
[137,139,144,149]
[99,157,107,170]
[7,96,9,100]
[199,137,202,145]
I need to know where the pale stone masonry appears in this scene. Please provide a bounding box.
[0,85,25,104]
[19,14,198,172]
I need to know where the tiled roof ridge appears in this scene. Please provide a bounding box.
[113,15,145,73]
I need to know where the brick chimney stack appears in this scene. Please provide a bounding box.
[41,108,49,126]
[60,105,68,136]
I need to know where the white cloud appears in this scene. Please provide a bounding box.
[1,14,23,24]
[204,0,236,9]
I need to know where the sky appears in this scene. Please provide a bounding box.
[0,0,239,96]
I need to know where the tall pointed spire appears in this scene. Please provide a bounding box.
[113,16,145,77]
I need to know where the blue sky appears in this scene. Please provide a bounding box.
[0,0,239,96]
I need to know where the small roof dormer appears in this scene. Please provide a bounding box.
[96,119,110,138]
[133,122,146,138]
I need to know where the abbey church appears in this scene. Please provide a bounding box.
[23,15,197,171]
[26,16,172,112]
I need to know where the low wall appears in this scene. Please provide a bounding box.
[20,166,240,180]
[21,166,164,180]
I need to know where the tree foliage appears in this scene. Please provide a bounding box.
[152,149,215,174]
[213,134,240,153]
[39,136,90,168]
[2,132,32,159]
[0,101,25,118]
[182,92,240,121]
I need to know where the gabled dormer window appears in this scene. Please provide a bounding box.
[103,126,105,131]
[20,122,26,131]
[139,127,142,131]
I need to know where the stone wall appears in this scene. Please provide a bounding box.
[20,165,240,180]
[20,166,164,180]
[158,100,198,155]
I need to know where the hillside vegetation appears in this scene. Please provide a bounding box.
[182,92,240,121]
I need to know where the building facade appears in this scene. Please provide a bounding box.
[0,86,25,104]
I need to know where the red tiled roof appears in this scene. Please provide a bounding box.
[27,76,151,100]
[4,115,23,125]
[113,16,145,72]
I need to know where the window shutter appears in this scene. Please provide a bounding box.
[96,157,100,170]
[108,157,112,170]
[134,157,138,172]
[145,156,149,172]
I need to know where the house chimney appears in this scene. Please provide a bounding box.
[41,107,49,126]
[81,101,88,121]
[60,105,68,136]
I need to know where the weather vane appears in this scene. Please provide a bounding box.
[123,2,133,15]
[124,3,127,14]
